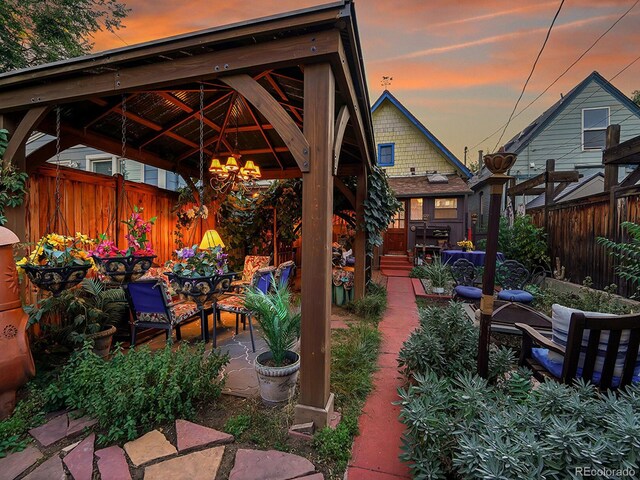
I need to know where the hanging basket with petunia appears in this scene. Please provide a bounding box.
[92,206,157,284]
[17,233,94,295]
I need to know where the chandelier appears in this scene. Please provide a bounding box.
[208,96,261,193]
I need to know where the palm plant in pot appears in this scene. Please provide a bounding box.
[425,256,451,294]
[244,278,301,405]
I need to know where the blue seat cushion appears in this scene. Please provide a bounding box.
[498,289,533,303]
[532,348,640,387]
[454,285,482,300]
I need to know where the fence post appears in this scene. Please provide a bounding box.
[544,159,555,250]
[605,125,621,241]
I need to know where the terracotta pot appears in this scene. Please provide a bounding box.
[0,227,35,420]
[87,325,117,359]
[254,350,300,405]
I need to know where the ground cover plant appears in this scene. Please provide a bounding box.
[397,302,640,479]
[45,342,228,444]
[345,280,387,323]
[530,277,632,317]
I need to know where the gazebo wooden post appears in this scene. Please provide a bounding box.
[354,165,367,300]
[295,62,336,428]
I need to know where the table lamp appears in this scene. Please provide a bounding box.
[199,229,225,249]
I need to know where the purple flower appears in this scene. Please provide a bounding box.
[176,247,195,259]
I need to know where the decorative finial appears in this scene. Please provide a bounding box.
[381,76,393,89]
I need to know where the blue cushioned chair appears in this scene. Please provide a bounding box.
[451,258,482,302]
[496,260,534,304]
[125,280,212,346]
[274,261,296,288]
[214,267,275,351]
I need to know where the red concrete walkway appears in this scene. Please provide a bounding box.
[346,276,419,479]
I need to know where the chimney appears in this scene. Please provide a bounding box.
[478,150,483,165]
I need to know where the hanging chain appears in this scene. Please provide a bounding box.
[199,83,205,210]
[120,95,127,179]
[54,106,62,211]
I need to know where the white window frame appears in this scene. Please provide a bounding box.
[581,107,610,151]
[86,154,118,176]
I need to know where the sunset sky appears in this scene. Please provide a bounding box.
[92,0,640,166]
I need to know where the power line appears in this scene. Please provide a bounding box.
[492,0,565,152]
[470,0,639,152]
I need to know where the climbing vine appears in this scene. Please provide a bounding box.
[364,165,402,249]
[0,129,29,226]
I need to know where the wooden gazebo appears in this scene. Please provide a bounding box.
[0,0,374,428]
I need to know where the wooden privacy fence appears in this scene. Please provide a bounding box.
[26,164,203,266]
[529,183,640,297]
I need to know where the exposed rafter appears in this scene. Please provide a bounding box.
[239,95,283,169]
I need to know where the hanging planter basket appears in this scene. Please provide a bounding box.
[92,255,156,284]
[167,272,236,306]
[22,264,91,296]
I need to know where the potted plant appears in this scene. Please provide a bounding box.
[17,232,94,295]
[92,206,157,284]
[457,239,474,252]
[424,257,451,295]
[25,278,126,358]
[244,278,301,404]
[167,245,234,305]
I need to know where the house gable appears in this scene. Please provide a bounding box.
[371,91,471,178]
[508,72,640,181]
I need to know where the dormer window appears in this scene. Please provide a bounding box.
[377,143,394,167]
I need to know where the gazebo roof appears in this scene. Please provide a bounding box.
[0,0,373,180]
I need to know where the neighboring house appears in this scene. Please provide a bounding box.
[26,133,185,191]
[372,90,472,255]
[525,172,604,210]
[469,71,640,222]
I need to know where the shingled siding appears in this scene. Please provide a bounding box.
[373,100,459,177]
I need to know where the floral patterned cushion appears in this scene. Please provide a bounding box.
[241,256,270,282]
[274,261,295,285]
[216,295,248,315]
[332,268,354,289]
[134,301,199,325]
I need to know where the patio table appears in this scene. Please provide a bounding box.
[441,249,505,267]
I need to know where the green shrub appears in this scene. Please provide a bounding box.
[398,371,640,479]
[598,221,640,293]
[477,215,550,271]
[346,283,388,322]
[398,302,478,378]
[223,414,252,438]
[45,342,228,444]
[313,415,359,472]
[0,389,46,457]
[409,266,428,278]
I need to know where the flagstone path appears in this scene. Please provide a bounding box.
[346,275,418,479]
[1,417,324,479]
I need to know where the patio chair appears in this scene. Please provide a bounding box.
[274,260,296,288]
[214,267,276,351]
[516,308,640,389]
[451,258,482,302]
[124,280,212,346]
[496,260,534,304]
[231,255,271,292]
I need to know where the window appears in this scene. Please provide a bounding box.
[410,198,424,220]
[582,107,609,150]
[377,143,395,167]
[91,159,114,175]
[388,207,405,229]
[434,198,458,219]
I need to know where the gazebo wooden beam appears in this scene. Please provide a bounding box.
[333,105,350,175]
[334,176,355,208]
[239,96,284,169]
[603,132,640,165]
[354,163,367,300]
[2,107,49,167]
[0,31,339,112]
[221,74,310,172]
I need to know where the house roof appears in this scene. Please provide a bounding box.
[525,172,604,209]
[504,71,640,153]
[388,175,472,198]
[371,90,472,178]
